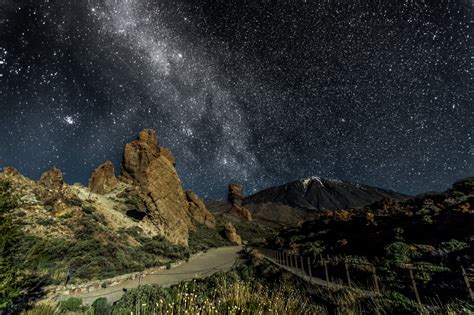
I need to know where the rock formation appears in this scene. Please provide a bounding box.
[38,167,64,193]
[228,183,252,221]
[2,166,20,176]
[119,128,214,246]
[186,190,216,228]
[89,161,119,194]
[229,183,243,206]
[224,223,242,245]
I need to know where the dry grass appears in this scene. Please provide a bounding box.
[20,300,61,315]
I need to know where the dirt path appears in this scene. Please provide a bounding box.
[57,246,243,306]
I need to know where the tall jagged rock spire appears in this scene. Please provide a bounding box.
[119,128,215,246]
[228,183,252,221]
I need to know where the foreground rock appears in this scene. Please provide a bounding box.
[89,161,119,194]
[224,223,242,245]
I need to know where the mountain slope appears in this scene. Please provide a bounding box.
[244,176,409,211]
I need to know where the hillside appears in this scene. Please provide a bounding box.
[265,177,474,312]
[0,129,238,309]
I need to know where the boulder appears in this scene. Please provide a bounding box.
[89,161,119,194]
[224,223,242,245]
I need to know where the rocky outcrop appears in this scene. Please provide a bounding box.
[228,183,252,221]
[186,191,216,228]
[2,166,20,176]
[89,161,119,194]
[38,167,64,194]
[229,183,243,206]
[120,128,198,246]
[224,223,242,245]
[36,167,82,213]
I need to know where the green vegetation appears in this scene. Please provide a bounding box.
[11,230,191,283]
[188,225,231,252]
[22,251,326,314]
[59,297,82,312]
[0,180,24,309]
[265,178,474,313]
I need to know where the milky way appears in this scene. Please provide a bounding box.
[0,0,472,198]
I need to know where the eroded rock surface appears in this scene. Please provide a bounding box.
[224,223,242,245]
[228,183,253,221]
[89,161,119,194]
[120,128,212,245]
[38,167,64,193]
[186,190,216,228]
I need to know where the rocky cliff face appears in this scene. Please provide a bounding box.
[3,129,215,247]
[89,161,119,194]
[228,183,252,221]
[119,128,215,245]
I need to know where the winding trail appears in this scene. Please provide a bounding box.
[57,246,242,306]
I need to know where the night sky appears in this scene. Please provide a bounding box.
[0,0,472,199]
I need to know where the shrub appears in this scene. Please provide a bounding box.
[91,297,109,314]
[385,242,412,264]
[36,218,55,226]
[59,297,82,311]
[384,291,419,314]
[188,225,231,252]
[0,180,23,309]
[81,205,95,214]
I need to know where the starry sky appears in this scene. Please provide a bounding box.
[0,0,472,199]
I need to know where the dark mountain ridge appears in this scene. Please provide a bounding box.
[243,176,409,211]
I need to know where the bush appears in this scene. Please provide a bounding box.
[188,225,231,252]
[384,291,419,314]
[91,297,109,315]
[59,297,82,311]
[36,218,55,226]
[385,242,413,264]
[0,180,23,309]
